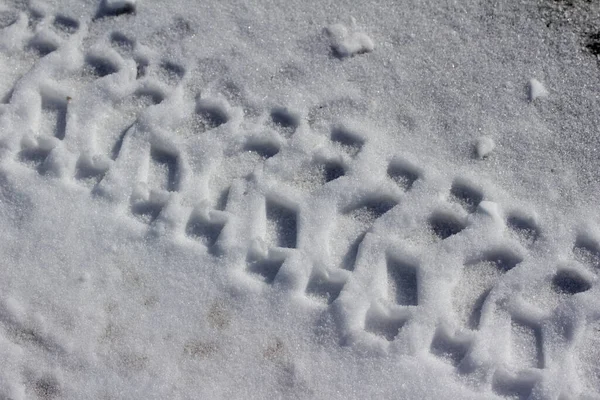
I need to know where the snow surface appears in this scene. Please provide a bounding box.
[1,0,600,398]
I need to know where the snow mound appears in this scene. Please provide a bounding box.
[528,78,548,101]
[325,22,374,58]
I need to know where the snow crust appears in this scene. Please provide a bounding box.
[1,0,600,398]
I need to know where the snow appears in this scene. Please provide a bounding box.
[475,137,495,160]
[1,0,600,398]
[528,79,548,102]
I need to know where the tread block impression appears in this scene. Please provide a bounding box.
[149,147,179,192]
[476,248,523,273]
[343,197,398,225]
[19,147,52,174]
[28,34,59,56]
[133,87,166,107]
[0,11,18,29]
[305,272,345,305]
[364,307,406,341]
[551,269,591,295]
[185,216,224,254]
[195,98,230,131]
[386,256,418,306]
[506,212,540,245]
[110,31,135,53]
[244,139,280,159]
[75,154,110,184]
[246,256,284,284]
[339,231,366,272]
[265,200,297,249]
[131,201,163,224]
[40,93,68,140]
[321,160,345,183]
[454,248,522,329]
[270,107,299,136]
[158,61,185,85]
[333,196,397,271]
[510,319,544,369]
[95,88,163,158]
[95,0,136,19]
[430,330,470,368]
[331,126,364,157]
[428,211,466,240]
[449,180,483,213]
[85,54,119,78]
[492,372,536,400]
[303,159,346,187]
[573,233,600,270]
[215,188,230,211]
[130,185,169,224]
[387,160,420,191]
[53,15,79,34]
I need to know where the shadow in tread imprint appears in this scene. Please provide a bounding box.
[110,31,135,53]
[387,160,420,191]
[270,107,299,136]
[195,99,229,131]
[339,232,366,272]
[364,307,406,341]
[185,215,224,255]
[105,89,165,155]
[28,35,58,56]
[453,248,523,330]
[343,197,398,226]
[300,159,346,188]
[386,256,418,306]
[84,54,119,78]
[110,123,133,161]
[492,372,536,400]
[244,139,280,159]
[131,201,163,224]
[428,211,467,240]
[265,200,297,249]
[305,272,345,305]
[551,269,591,295]
[573,234,600,270]
[149,147,179,192]
[321,160,345,183]
[449,180,483,213]
[215,188,230,211]
[337,197,398,271]
[246,256,285,285]
[0,11,18,29]
[33,375,61,399]
[430,330,470,368]
[18,148,51,174]
[75,154,110,185]
[1,87,13,104]
[95,0,136,19]
[507,213,540,245]
[331,127,364,157]
[157,61,185,85]
[53,15,79,34]
[40,94,68,140]
[586,31,600,57]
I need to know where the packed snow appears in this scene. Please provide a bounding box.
[1,0,600,398]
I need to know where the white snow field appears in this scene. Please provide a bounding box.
[1,0,600,398]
